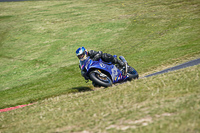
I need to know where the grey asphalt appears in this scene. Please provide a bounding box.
[143,58,200,78]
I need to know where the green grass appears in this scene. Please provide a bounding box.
[0,0,200,132]
[0,0,199,108]
[0,65,199,132]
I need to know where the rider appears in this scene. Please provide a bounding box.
[76,47,127,75]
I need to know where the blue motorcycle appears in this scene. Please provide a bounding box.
[80,56,139,87]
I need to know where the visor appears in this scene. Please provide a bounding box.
[77,51,86,59]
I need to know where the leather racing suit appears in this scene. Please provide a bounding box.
[88,50,125,68]
[80,50,126,80]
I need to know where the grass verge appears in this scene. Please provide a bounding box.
[0,0,199,114]
[0,65,199,132]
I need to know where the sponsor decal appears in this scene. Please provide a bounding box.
[111,66,118,79]
[99,62,106,68]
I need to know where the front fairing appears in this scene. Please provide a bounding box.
[80,57,129,83]
[80,57,92,71]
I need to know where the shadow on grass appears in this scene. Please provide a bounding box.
[72,86,93,92]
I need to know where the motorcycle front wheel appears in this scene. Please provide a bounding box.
[89,70,112,87]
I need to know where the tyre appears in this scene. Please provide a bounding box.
[127,66,139,80]
[89,70,112,87]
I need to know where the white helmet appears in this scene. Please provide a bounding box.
[76,47,88,61]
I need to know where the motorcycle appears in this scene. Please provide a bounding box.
[80,55,139,87]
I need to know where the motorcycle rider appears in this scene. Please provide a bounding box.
[76,47,127,76]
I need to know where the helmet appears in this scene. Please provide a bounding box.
[76,47,88,61]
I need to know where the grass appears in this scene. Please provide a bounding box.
[0,0,200,132]
[0,65,199,132]
[0,0,199,108]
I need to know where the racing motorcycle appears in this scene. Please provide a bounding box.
[80,55,138,87]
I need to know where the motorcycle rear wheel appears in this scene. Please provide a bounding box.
[89,70,112,87]
[127,66,139,80]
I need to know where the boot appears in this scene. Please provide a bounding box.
[118,60,127,76]
[113,58,127,76]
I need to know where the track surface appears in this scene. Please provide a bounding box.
[143,58,200,78]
